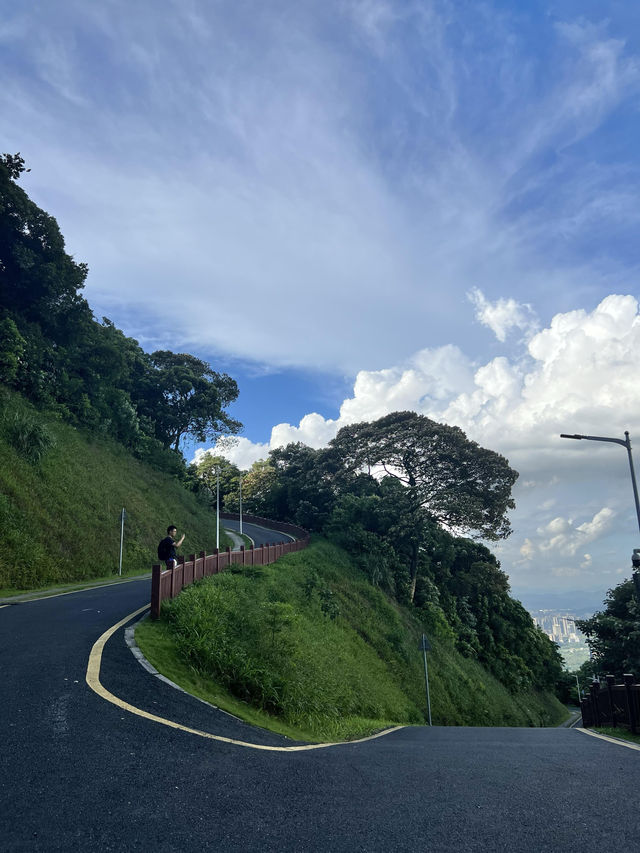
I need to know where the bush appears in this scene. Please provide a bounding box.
[1,408,56,464]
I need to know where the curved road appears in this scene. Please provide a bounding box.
[2,560,640,850]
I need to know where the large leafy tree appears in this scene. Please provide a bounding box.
[329,412,517,539]
[195,453,243,510]
[577,579,640,677]
[329,411,518,599]
[142,351,241,451]
[0,153,90,338]
[240,459,279,517]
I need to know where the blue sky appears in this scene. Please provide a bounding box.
[3,0,640,607]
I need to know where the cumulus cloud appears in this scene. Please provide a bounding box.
[534,508,615,557]
[468,289,539,342]
[202,293,640,592]
[207,293,640,466]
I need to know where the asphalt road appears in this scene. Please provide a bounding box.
[222,517,296,546]
[3,568,640,851]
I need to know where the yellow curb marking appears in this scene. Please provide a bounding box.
[0,604,9,609]
[86,606,406,752]
[576,727,640,752]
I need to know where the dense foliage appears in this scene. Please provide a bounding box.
[0,153,240,474]
[195,426,564,698]
[576,579,640,677]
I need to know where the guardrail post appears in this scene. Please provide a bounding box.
[580,697,591,728]
[240,544,245,564]
[624,674,637,733]
[151,564,161,620]
[605,675,616,727]
[590,681,601,727]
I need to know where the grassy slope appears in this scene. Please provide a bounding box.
[136,538,568,742]
[0,391,228,591]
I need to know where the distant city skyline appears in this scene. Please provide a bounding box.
[3,0,640,604]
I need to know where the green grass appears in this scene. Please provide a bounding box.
[593,726,640,745]
[0,389,230,589]
[136,538,568,741]
[135,617,343,742]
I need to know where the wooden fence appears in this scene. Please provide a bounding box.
[150,517,310,619]
[580,674,640,733]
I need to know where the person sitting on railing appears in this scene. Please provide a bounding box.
[157,525,185,569]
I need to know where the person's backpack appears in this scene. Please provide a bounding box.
[157,537,172,561]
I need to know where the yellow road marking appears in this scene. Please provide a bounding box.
[0,604,9,609]
[86,606,406,752]
[576,727,640,752]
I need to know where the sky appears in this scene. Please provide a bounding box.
[3,0,640,610]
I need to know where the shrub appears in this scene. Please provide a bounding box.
[1,409,56,464]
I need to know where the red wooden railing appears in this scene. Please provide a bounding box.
[150,517,309,619]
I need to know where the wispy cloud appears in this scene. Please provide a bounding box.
[3,2,640,373]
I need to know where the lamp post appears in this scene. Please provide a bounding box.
[215,466,220,550]
[239,475,243,537]
[560,430,640,596]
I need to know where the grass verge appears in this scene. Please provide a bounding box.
[593,726,640,745]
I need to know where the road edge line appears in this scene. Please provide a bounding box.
[86,606,406,752]
[575,727,640,751]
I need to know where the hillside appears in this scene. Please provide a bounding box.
[0,389,228,592]
[136,538,568,742]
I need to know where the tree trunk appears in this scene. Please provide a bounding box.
[409,542,419,603]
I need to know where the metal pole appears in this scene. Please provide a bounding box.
[624,432,640,535]
[118,507,125,576]
[561,431,640,535]
[575,674,581,704]
[216,467,220,550]
[239,475,243,537]
[422,644,432,726]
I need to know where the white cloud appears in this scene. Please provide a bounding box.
[192,437,269,470]
[534,508,615,557]
[205,293,640,592]
[208,293,640,466]
[468,289,538,342]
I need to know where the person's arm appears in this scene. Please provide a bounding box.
[177,533,185,547]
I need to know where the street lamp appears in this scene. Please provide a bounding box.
[560,430,640,597]
[215,466,220,550]
[239,475,243,537]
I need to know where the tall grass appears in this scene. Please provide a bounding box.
[1,408,56,464]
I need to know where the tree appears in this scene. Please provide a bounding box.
[0,153,90,338]
[195,453,242,510]
[577,579,640,677]
[240,459,278,517]
[267,443,338,529]
[0,314,26,383]
[143,351,241,451]
[329,412,518,600]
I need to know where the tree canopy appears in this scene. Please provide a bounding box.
[577,579,640,677]
[0,153,243,475]
[144,351,240,452]
[328,411,518,541]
